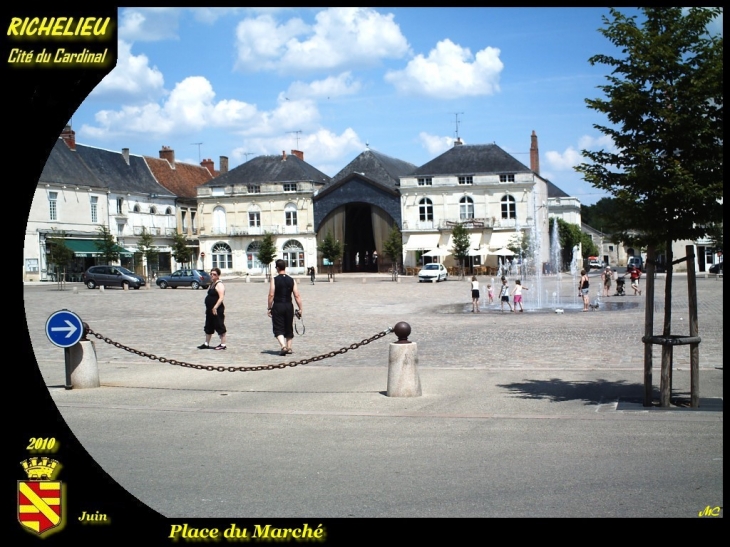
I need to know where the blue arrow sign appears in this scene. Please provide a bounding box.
[46,310,84,348]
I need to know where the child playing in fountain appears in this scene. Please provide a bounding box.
[510,280,529,312]
[499,277,513,312]
[487,284,494,304]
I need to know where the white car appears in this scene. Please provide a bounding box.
[418,263,448,283]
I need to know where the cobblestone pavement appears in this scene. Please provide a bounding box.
[25,270,723,377]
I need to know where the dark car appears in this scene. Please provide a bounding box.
[82,265,146,289]
[156,269,211,289]
[709,262,723,274]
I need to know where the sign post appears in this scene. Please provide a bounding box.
[45,310,98,389]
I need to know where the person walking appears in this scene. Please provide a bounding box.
[602,266,613,297]
[470,275,481,313]
[499,277,513,313]
[629,265,642,296]
[268,259,303,356]
[510,279,529,312]
[198,267,227,350]
[579,269,590,312]
[308,265,316,285]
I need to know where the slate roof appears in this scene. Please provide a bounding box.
[546,179,570,199]
[144,156,213,199]
[329,149,417,189]
[73,143,175,197]
[411,143,531,176]
[38,138,106,188]
[202,153,330,187]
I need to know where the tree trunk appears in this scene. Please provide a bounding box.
[660,238,674,407]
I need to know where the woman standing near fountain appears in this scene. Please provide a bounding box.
[578,269,590,312]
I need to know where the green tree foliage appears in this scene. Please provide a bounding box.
[94,225,120,265]
[382,224,403,281]
[450,223,471,279]
[137,227,159,280]
[171,231,192,267]
[575,7,723,249]
[46,229,74,286]
[318,230,343,281]
[257,232,278,280]
[551,218,598,266]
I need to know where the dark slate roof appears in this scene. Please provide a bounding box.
[546,179,570,199]
[144,156,213,199]
[411,143,531,176]
[73,143,175,197]
[329,149,417,189]
[38,139,106,188]
[203,153,330,187]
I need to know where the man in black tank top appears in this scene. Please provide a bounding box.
[267,259,303,356]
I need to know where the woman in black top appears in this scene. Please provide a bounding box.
[579,269,590,312]
[198,268,227,349]
[268,259,303,356]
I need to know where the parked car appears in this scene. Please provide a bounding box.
[627,256,643,270]
[709,262,723,274]
[156,269,211,290]
[82,265,146,289]
[418,263,448,283]
[589,258,603,269]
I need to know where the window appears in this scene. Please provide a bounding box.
[116,197,124,214]
[460,196,474,220]
[212,206,227,234]
[501,195,516,219]
[285,203,298,226]
[283,239,304,269]
[418,177,432,186]
[90,196,98,223]
[499,174,515,182]
[133,204,141,213]
[150,206,157,215]
[246,241,263,271]
[165,207,173,215]
[249,211,261,227]
[117,223,125,236]
[48,192,58,220]
[458,176,473,185]
[248,184,261,194]
[211,242,233,270]
[419,198,433,221]
[283,183,297,192]
[181,210,187,233]
[191,212,197,234]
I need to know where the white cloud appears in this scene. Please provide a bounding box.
[418,132,454,156]
[283,72,362,100]
[234,8,410,74]
[89,41,165,102]
[385,39,503,99]
[119,8,182,42]
[545,135,616,171]
[80,76,259,140]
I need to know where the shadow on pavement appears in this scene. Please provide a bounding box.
[497,377,647,405]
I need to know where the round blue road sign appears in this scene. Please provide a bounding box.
[46,310,84,348]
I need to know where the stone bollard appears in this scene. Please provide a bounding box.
[387,321,421,397]
[73,287,78,294]
[246,276,250,283]
[124,283,129,291]
[65,340,100,389]
[99,285,105,292]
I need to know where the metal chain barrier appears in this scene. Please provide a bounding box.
[84,325,393,373]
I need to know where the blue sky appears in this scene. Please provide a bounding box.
[66,7,721,206]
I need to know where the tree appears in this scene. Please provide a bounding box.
[46,229,74,289]
[257,232,278,280]
[94,225,120,265]
[575,7,723,406]
[318,230,343,281]
[171,231,192,267]
[550,218,598,270]
[450,223,471,279]
[137,227,159,283]
[382,224,403,281]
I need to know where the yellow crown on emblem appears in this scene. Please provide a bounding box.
[21,457,59,480]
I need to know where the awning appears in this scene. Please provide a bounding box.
[444,233,484,254]
[404,233,440,251]
[486,232,516,251]
[60,239,132,257]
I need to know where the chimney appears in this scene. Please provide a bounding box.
[291,149,304,161]
[282,150,287,160]
[530,130,540,174]
[60,125,76,150]
[122,148,130,165]
[159,146,175,168]
[219,156,228,174]
[201,158,215,176]
[454,137,463,146]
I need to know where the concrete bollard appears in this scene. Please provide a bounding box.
[387,321,421,397]
[124,283,129,291]
[246,276,250,283]
[99,285,105,292]
[73,287,78,294]
[65,341,100,389]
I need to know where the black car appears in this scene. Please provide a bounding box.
[156,269,211,289]
[82,265,146,289]
[709,262,723,274]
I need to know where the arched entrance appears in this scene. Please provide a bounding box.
[317,203,394,273]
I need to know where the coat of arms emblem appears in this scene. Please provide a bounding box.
[18,457,65,536]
